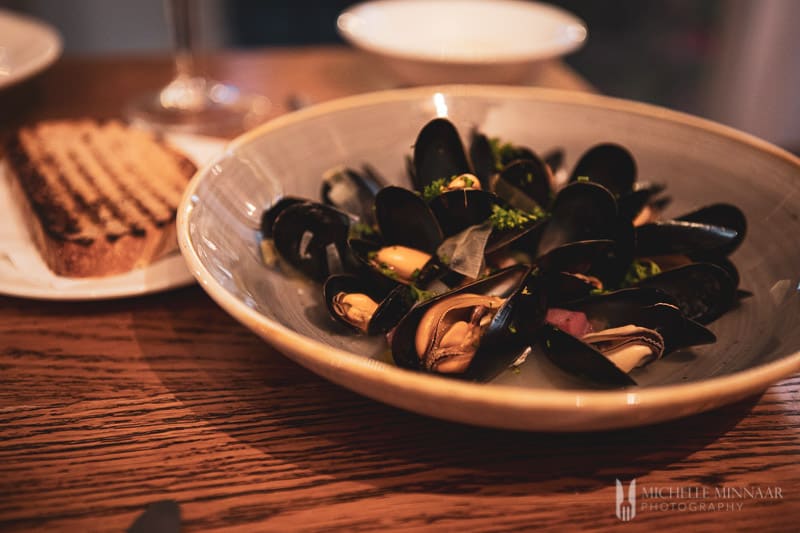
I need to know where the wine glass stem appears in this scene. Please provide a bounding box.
[167,0,198,80]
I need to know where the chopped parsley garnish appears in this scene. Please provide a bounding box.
[622,259,661,287]
[410,284,435,302]
[489,137,517,170]
[489,204,544,230]
[422,178,449,202]
[410,268,421,280]
[349,222,376,240]
[462,175,474,187]
[577,176,590,182]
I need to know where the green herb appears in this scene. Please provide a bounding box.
[462,175,474,187]
[489,204,544,230]
[622,259,661,287]
[577,176,590,182]
[422,177,448,202]
[410,268,421,281]
[525,172,534,184]
[512,367,521,375]
[349,222,376,240]
[367,250,378,260]
[410,284,435,302]
[508,323,518,334]
[590,286,609,295]
[489,137,516,170]
[376,262,398,280]
[438,252,450,265]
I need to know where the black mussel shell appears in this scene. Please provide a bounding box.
[391,265,531,378]
[429,189,496,238]
[413,118,472,191]
[557,288,714,354]
[633,262,737,324]
[569,143,637,197]
[376,186,443,254]
[635,220,740,258]
[321,166,383,226]
[535,239,617,276]
[494,158,552,209]
[465,272,547,381]
[272,202,353,282]
[542,324,637,387]
[323,274,415,335]
[544,272,597,305]
[543,148,564,175]
[536,182,618,257]
[484,216,547,256]
[469,130,495,184]
[677,203,747,256]
[618,182,667,222]
[260,196,308,238]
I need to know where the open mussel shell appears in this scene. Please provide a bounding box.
[633,262,737,324]
[428,188,496,238]
[493,157,552,210]
[542,324,637,387]
[569,143,637,197]
[323,274,415,335]
[536,181,618,257]
[413,118,472,191]
[320,165,384,226]
[469,130,495,184]
[543,148,564,175]
[556,288,715,354]
[260,196,308,238]
[676,203,747,256]
[534,239,617,277]
[348,238,443,287]
[272,202,354,282]
[635,220,740,258]
[390,265,534,381]
[376,186,443,254]
[618,182,667,223]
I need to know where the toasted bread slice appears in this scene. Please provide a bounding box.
[4,119,197,277]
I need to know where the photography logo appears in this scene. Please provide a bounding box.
[616,479,637,522]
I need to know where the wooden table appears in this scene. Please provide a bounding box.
[1,47,798,532]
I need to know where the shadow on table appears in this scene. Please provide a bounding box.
[132,287,759,497]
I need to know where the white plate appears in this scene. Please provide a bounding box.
[0,133,226,300]
[0,9,62,89]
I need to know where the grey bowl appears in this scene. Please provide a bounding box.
[178,86,800,431]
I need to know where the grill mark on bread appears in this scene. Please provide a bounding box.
[6,120,196,264]
[87,123,176,227]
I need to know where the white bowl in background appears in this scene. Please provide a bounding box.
[336,0,587,84]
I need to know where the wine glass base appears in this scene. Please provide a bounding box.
[126,78,272,137]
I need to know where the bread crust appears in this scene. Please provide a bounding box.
[4,120,195,278]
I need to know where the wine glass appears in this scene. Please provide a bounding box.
[126,0,270,136]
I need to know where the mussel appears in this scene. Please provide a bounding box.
[270,200,354,282]
[349,186,448,287]
[391,265,543,381]
[320,165,385,227]
[324,274,415,335]
[542,287,715,386]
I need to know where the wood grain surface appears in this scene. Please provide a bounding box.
[1,47,798,532]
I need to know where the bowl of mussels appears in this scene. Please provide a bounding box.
[178,86,800,431]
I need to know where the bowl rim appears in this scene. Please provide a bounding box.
[336,0,587,65]
[178,85,800,423]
